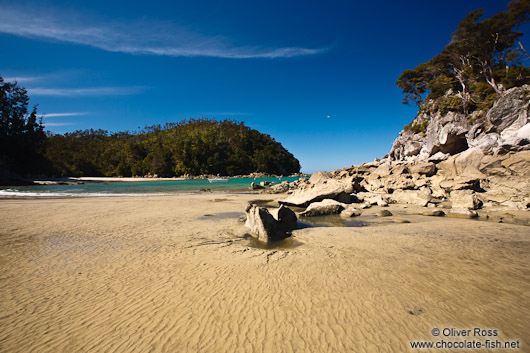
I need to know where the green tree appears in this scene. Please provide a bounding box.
[396,0,530,113]
[0,76,47,175]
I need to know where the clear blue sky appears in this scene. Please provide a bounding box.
[1,0,525,173]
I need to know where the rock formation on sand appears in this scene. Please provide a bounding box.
[271,84,530,215]
[244,204,297,242]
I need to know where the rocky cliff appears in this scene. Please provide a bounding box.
[265,86,530,216]
[387,85,530,162]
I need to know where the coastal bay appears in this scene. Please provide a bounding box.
[1,194,529,352]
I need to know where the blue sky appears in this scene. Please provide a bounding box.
[1,0,525,173]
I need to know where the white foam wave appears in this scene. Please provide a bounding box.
[0,190,189,198]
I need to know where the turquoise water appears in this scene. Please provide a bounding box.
[0,177,301,197]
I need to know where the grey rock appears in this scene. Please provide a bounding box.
[448,208,479,219]
[299,199,347,217]
[377,210,393,217]
[387,85,530,162]
[391,188,432,207]
[422,210,445,216]
[450,190,483,210]
[409,162,436,176]
[280,175,353,207]
[249,182,264,190]
[244,204,290,243]
[340,205,362,218]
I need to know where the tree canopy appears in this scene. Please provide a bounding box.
[397,0,530,114]
[0,75,301,179]
[0,76,47,175]
[44,119,301,177]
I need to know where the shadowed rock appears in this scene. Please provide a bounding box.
[377,210,393,217]
[245,204,290,243]
[276,205,298,232]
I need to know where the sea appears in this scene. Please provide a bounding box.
[0,176,303,198]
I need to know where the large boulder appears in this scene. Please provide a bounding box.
[244,204,290,243]
[269,181,290,193]
[408,161,436,176]
[391,188,432,207]
[357,192,390,206]
[299,199,347,217]
[340,205,362,218]
[280,173,353,207]
[450,190,483,210]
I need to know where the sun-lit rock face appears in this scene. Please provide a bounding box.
[387,85,530,162]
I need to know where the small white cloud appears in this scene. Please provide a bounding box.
[40,112,87,117]
[3,76,42,83]
[28,86,145,96]
[44,122,75,127]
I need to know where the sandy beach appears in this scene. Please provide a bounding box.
[1,194,529,352]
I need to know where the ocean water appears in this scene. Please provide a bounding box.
[0,177,302,198]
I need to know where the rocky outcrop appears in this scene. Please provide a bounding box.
[244,204,292,243]
[388,85,530,162]
[266,87,529,215]
[280,172,354,207]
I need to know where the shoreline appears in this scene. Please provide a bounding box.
[29,173,309,185]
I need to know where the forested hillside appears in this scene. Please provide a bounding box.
[1,76,300,179]
[44,119,301,177]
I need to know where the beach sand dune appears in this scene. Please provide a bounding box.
[1,195,529,352]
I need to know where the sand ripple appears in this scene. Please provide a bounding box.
[1,196,529,352]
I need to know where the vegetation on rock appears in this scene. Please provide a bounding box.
[396,0,530,115]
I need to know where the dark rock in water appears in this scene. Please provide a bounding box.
[244,204,290,243]
[249,182,265,190]
[377,210,393,217]
[277,205,298,233]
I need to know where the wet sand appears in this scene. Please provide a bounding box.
[1,195,529,352]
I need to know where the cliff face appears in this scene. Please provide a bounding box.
[388,85,530,162]
[273,85,530,214]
